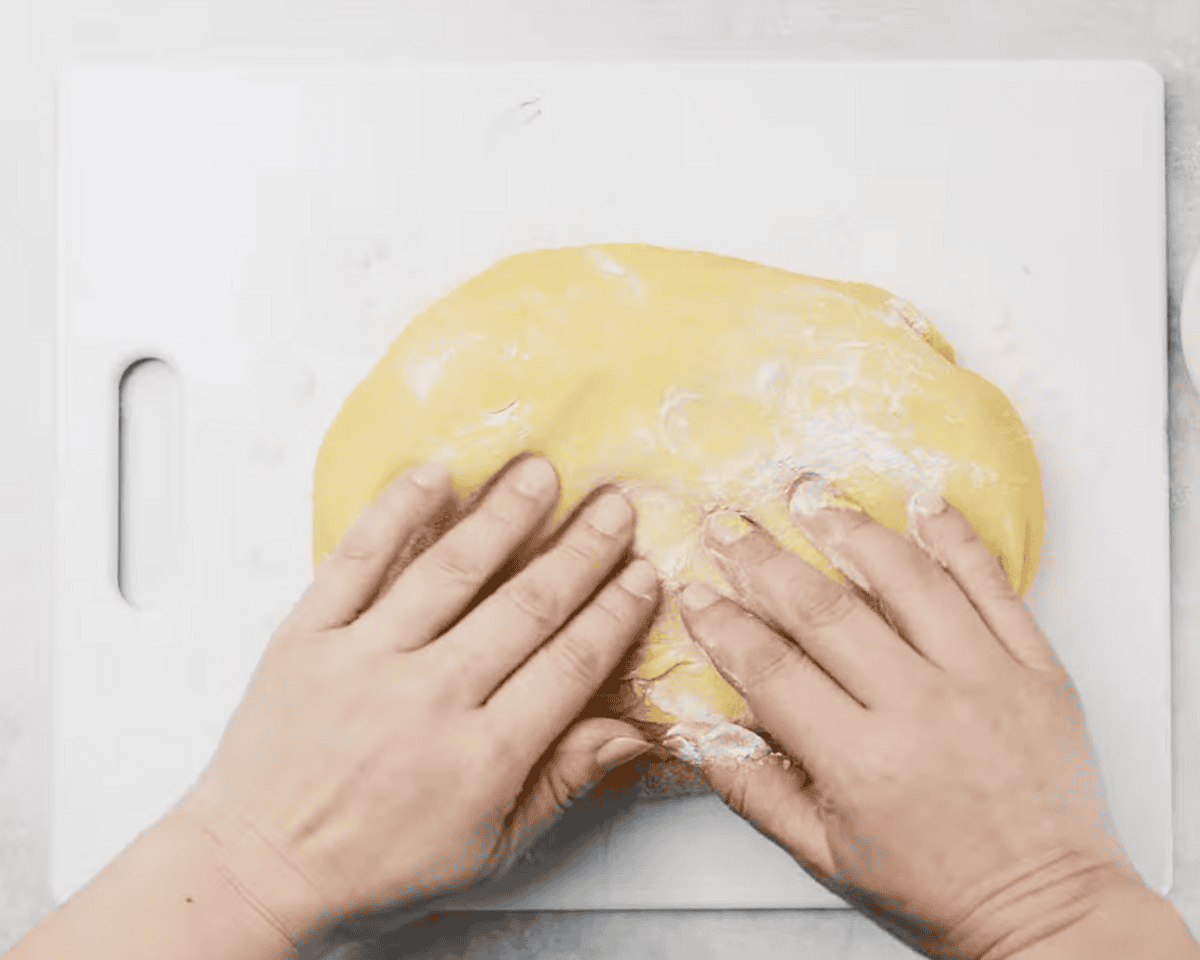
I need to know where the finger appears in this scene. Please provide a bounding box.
[679,582,865,780]
[787,476,1012,678]
[436,491,637,705]
[296,462,452,630]
[496,716,651,870]
[356,455,560,651]
[907,491,1062,672]
[700,751,834,881]
[487,559,659,753]
[702,512,932,708]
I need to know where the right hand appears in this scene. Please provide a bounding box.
[675,477,1144,960]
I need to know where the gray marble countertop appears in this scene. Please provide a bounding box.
[2,2,1199,957]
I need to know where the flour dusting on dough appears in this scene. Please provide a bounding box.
[404,347,455,400]
[313,244,1045,741]
[968,461,1000,487]
[803,342,868,395]
[658,389,703,455]
[663,718,771,767]
[585,249,627,276]
[885,295,931,336]
[482,399,521,426]
[655,681,768,765]
[634,427,658,451]
[800,405,954,492]
[756,358,790,399]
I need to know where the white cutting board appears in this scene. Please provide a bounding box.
[54,62,1170,909]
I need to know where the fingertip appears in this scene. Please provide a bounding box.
[905,490,952,568]
[512,455,559,498]
[618,558,660,602]
[680,581,722,614]
[678,583,734,662]
[907,488,948,520]
[788,472,833,519]
[702,513,779,570]
[407,461,451,491]
[589,492,635,536]
[705,510,757,547]
[595,736,653,769]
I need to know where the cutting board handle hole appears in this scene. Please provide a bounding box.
[118,358,182,610]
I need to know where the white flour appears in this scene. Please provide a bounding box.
[663,718,771,767]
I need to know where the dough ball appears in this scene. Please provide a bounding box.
[313,244,1044,733]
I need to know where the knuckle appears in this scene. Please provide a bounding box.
[545,766,578,813]
[721,764,756,818]
[940,520,982,560]
[483,494,526,527]
[916,684,985,741]
[813,784,840,820]
[335,535,379,564]
[742,641,801,688]
[798,583,858,627]
[973,555,1018,599]
[549,636,605,690]
[507,576,563,631]
[835,508,875,538]
[915,679,953,717]
[732,531,783,567]
[485,734,525,780]
[898,548,948,591]
[428,542,486,588]
[590,585,638,629]
[557,533,606,568]
[477,483,543,532]
[1033,668,1083,718]
[335,518,394,564]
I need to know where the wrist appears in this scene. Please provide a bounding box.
[983,875,1199,960]
[6,805,312,960]
[169,791,341,950]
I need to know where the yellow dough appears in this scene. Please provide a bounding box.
[313,244,1044,730]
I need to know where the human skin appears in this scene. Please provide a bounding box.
[5,458,1198,960]
[676,477,1200,959]
[5,455,660,959]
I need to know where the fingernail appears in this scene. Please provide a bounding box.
[706,510,755,546]
[409,461,450,490]
[788,474,862,518]
[681,582,721,612]
[513,457,557,497]
[619,559,659,600]
[589,492,633,535]
[909,488,947,518]
[596,736,652,768]
[907,490,950,568]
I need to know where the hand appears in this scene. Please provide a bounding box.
[675,478,1142,960]
[176,456,659,943]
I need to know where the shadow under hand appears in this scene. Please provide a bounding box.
[319,754,711,959]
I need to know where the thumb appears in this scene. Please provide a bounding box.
[665,726,835,882]
[503,717,651,861]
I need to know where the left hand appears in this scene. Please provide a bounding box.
[175,455,659,944]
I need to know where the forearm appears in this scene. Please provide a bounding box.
[1004,882,1200,960]
[4,808,330,960]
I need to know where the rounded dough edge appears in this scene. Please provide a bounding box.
[311,243,1046,730]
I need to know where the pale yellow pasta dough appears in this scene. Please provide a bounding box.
[313,244,1044,730]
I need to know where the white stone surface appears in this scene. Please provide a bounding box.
[1,1,1199,957]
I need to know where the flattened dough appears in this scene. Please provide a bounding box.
[313,244,1044,730]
